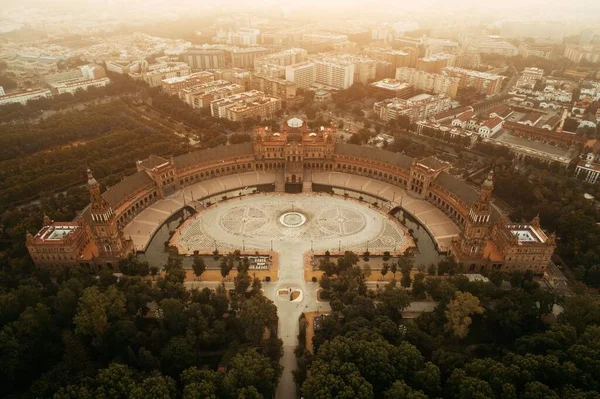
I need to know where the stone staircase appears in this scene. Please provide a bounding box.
[275,169,285,192]
[302,169,313,193]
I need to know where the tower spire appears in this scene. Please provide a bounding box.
[87,169,102,202]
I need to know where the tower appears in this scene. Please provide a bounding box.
[457,169,494,259]
[86,169,131,262]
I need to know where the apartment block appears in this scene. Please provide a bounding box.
[563,44,600,64]
[518,42,553,59]
[0,88,52,106]
[210,90,282,122]
[442,67,504,96]
[130,62,191,87]
[395,67,460,98]
[416,52,456,74]
[285,61,317,89]
[50,77,111,95]
[161,71,214,96]
[314,58,355,89]
[369,79,414,99]
[373,94,451,123]
[180,80,244,109]
[251,74,297,100]
[363,47,412,71]
[182,47,225,70]
[254,48,308,67]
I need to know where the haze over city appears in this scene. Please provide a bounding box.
[0,1,599,399]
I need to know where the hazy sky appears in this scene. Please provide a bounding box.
[2,0,599,26]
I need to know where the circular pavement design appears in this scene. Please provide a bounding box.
[279,212,307,227]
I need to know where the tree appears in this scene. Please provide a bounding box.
[399,257,413,288]
[238,295,278,344]
[234,269,252,294]
[130,375,177,399]
[444,292,484,340]
[381,263,389,280]
[73,286,126,346]
[378,280,411,322]
[224,349,280,398]
[302,359,374,399]
[192,256,206,280]
[383,381,427,399]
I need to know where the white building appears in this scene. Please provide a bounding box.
[50,77,111,95]
[373,94,451,123]
[0,89,52,106]
[285,61,317,89]
[0,86,4,96]
[395,67,460,98]
[314,58,355,89]
[478,117,504,137]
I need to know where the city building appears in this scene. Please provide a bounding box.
[251,74,297,100]
[210,90,282,122]
[285,61,317,89]
[0,88,52,106]
[226,46,270,69]
[314,58,355,89]
[0,86,4,96]
[180,81,244,109]
[333,41,359,54]
[442,67,504,96]
[49,77,111,95]
[182,47,225,70]
[368,79,414,99]
[26,217,95,268]
[213,68,252,90]
[395,67,460,98]
[373,94,451,123]
[255,63,286,79]
[416,52,456,74]
[301,33,348,44]
[478,117,504,137]
[254,48,308,67]
[517,67,544,88]
[160,71,214,96]
[363,47,411,71]
[105,59,142,75]
[563,44,600,64]
[465,37,518,56]
[518,42,553,59]
[575,158,600,184]
[130,62,191,87]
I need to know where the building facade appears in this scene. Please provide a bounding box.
[395,67,460,98]
[442,67,504,96]
[27,119,556,274]
[285,61,317,88]
[373,94,451,123]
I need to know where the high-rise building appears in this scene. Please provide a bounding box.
[210,90,282,122]
[395,67,460,98]
[442,67,504,96]
[226,47,270,69]
[213,68,252,90]
[314,58,355,89]
[373,94,451,122]
[285,61,317,89]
